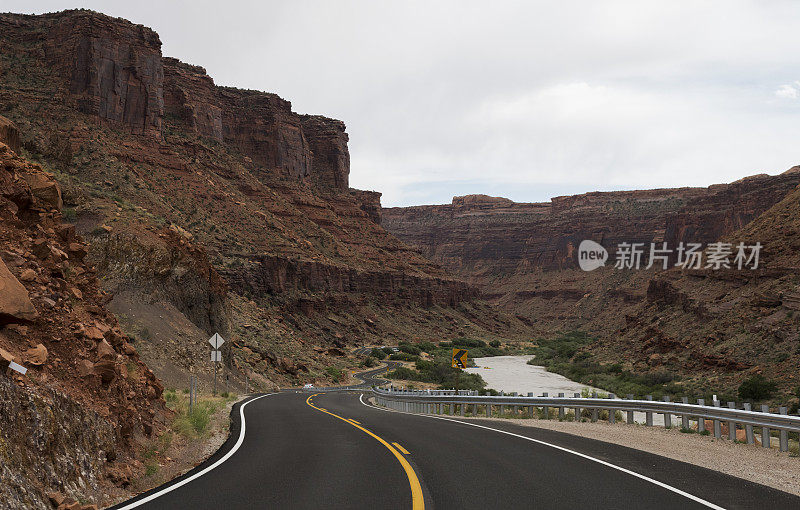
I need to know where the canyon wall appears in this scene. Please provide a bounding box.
[383,171,800,279]
[383,172,800,394]
[0,8,521,398]
[1,10,348,191]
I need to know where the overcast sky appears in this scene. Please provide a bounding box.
[8,1,800,206]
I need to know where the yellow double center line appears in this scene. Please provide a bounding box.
[306,394,424,510]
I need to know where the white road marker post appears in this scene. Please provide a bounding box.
[209,333,224,396]
[9,361,27,375]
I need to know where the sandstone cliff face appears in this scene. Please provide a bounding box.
[41,10,164,136]
[0,130,166,508]
[223,254,477,309]
[162,57,349,190]
[383,172,800,277]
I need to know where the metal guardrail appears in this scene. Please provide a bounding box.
[372,387,800,452]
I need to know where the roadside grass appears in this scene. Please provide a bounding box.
[163,389,238,440]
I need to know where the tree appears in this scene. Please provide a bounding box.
[738,375,777,401]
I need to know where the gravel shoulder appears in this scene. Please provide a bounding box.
[461,415,800,496]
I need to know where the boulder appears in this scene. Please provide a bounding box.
[19,269,36,281]
[96,339,116,360]
[23,173,63,211]
[77,359,95,378]
[24,344,47,365]
[47,491,66,507]
[0,116,20,154]
[0,347,15,370]
[83,326,105,341]
[93,359,116,383]
[0,257,38,324]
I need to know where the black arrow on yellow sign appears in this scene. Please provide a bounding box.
[451,348,468,369]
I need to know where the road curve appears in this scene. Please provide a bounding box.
[112,390,800,510]
[352,360,402,387]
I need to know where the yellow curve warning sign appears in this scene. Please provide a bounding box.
[451,348,468,369]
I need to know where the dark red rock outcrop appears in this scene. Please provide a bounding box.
[0,115,21,153]
[349,189,382,224]
[222,254,477,309]
[300,115,350,190]
[40,10,164,136]
[383,171,800,276]
[162,57,349,190]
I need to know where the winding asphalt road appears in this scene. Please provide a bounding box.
[112,374,800,509]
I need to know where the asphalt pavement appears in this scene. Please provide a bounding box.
[112,387,800,510]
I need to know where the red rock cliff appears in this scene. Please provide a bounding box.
[0,10,350,192]
[383,171,800,276]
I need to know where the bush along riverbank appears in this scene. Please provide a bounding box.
[527,331,800,410]
[379,337,536,390]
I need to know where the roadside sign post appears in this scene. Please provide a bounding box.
[209,333,224,396]
[451,348,468,394]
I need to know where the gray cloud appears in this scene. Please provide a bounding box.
[9,0,800,205]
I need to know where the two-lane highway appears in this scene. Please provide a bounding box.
[114,389,800,509]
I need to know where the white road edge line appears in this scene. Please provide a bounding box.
[117,392,277,509]
[359,393,725,510]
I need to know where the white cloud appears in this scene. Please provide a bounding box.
[775,83,800,98]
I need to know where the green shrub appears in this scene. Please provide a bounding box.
[62,207,77,222]
[389,353,420,362]
[489,340,501,348]
[325,366,343,381]
[386,359,486,390]
[360,356,378,368]
[399,343,421,355]
[417,341,436,353]
[369,348,387,359]
[738,375,777,401]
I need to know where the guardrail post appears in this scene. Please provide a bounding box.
[742,403,754,444]
[486,403,492,417]
[460,402,465,416]
[663,396,672,428]
[645,395,653,426]
[558,393,565,420]
[780,407,789,452]
[449,403,454,415]
[681,397,690,430]
[626,395,634,424]
[761,404,771,448]
[727,402,737,441]
[573,393,581,421]
[542,392,549,419]
[713,401,722,438]
[608,395,616,424]
[590,392,598,422]
[697,399,706,433]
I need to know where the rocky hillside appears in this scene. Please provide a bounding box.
[383,172,800,395]
[0,9,527,393]
[0,118,166,509]
[595,182,800,396]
